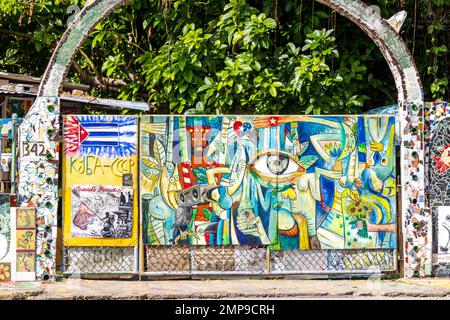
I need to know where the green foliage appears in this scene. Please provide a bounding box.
[114,0,369,114]
[0,0,449,115]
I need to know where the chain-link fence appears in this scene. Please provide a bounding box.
[62,246,137,274]
[143,246,396,276]
[61,245,396,276]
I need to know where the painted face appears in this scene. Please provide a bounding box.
[248,150,305,188]
[443,214,450,232]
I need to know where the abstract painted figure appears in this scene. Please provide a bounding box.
[0,195,11,260]
[141,115,397,249]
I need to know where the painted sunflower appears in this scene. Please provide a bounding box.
[347,201,373,239]
[348,201,372,218]
[0,263,11,281]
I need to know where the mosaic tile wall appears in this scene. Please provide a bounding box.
[18,97,60,281]
[424,101,450,275]
[400,101,429,278]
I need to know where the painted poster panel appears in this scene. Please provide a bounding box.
[63,115,138,247]
[15,207,36,281]
[71,185,133,238]
[140,116,397,249]
[437,207,450,254]
[0,195,11,262]
[0,118,23,139]
[429,116,450,258]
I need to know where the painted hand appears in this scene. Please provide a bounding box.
[309,235,321,249]
[349,190,361,203]
[357,220,364,230]
[236,210,264,237]
[370,142,384,152]
[353,178,363,188]
[357,218,376,232]
[319,199,331,213]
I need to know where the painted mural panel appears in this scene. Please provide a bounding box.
[0,195,11,261]
[0,194,12,281]
[429,116,450,256]
[15,207,36,280]
[141,116,397,249]
[70,185,133,238]
[0,118,23,139]
[63,115,138,247]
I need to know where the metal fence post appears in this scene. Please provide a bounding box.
[10,113,17,194]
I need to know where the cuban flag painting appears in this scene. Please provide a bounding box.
[64,115,137,158]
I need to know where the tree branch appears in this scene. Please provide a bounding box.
[0,29,34,40]
[79,48,104,85]
[70,59,127,92]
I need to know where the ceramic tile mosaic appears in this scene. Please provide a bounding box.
[400,101,429,277]
[18,97,59,281]
[0,262,11,281]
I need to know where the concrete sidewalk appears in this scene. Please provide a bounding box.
[2,278,450,299]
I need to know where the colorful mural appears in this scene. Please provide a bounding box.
[70,185,133,239]
[0,194,11,262]
[0,118,23,139]
[0,194,13,282]
[424,101,449,275]
[15,207,36,281]
[140,115,397,249]
[62,115,138,247]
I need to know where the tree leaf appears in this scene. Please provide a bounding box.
[269,85,277,97]
[153,139,166,165]
[273,201,284,209]
[142,158,161,170]
[193,167,208,182]
[299,155,318,169]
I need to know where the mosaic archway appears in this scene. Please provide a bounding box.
[19,0,426,280]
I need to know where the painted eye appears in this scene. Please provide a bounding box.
[253,152,300,177]
[249,150,306,188]
[266,153,289,175]
[381,158,388,167]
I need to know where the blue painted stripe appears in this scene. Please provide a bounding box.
[87,131,120,137]
[80,122,119,128]
[83,131,135,137]
[81,141,119,146]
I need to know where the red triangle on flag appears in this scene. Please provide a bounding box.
[79,123,89,144]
